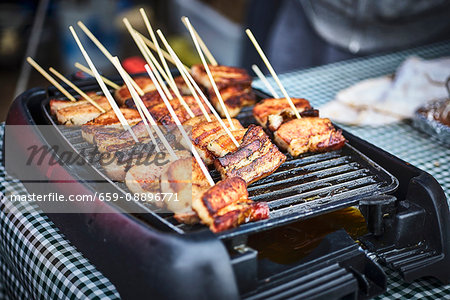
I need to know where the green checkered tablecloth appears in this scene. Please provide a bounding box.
[1,41,450,299]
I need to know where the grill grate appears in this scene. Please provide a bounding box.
[42,97,398,240]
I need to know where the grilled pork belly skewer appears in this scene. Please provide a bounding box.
[253,98,319,131]
[27,57,111,126]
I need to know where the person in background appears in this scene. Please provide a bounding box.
[242,0,450,73]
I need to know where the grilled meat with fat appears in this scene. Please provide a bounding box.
[191,64,252,90]
[214,125,286,185]
[191,64,255,117]
[209,85,256,117]
[192,177,269,232]
[206,129,247,158]
[160,157,210,224]
[114,76,156,105]
[81,108,142,143]
[185,118,244,165]
[53,96,112,126]
[274,117,346,156]
[49,92,100,115]
[253,98,318,130]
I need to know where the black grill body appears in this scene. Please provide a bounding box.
[4,85,450,299]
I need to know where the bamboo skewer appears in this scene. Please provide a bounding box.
[133,32,197,119]
[26,57,77,102]
[122,18,173,100]
[140,8,175,87]
[49,67,105,112]
[77,21,145,96]
[181,16,218,66]
[116,56,178,159]
[70,26,138,142]
[251,64,280,99]
[74,62,120,89]
[245,29,300,119]
[137,32,190,71]
[145,64,214,187]
[183,18,236,130]
[157,29,240,147]
[111,56,160,152]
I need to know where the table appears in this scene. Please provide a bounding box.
[1,41,450,299]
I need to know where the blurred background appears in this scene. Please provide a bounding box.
[0,0,449,121]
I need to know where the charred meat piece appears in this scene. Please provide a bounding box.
[114,76,156,106]
[81,108,141,143]
[49,92,101,115]
[185,119,244,165]
[53,96,112,126]
[214,125,286,185]
[209,85,256,118]
[192,177,269,233]
[274,117,346,156]
[147,96,210,131]
[191,64,253,90]
[160,157,210,224]
[94,121,178,153]
[191,64,255,117]
[206,129,247,158]
[125,150,190,193]
[124,90,166,109]
[253,98,318,130]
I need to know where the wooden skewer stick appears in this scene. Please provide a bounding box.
[245,29,300,119]
[113,56,178,159]
[157,30,239,147]
[70,26,138,142]
[114,58,179,158]
[26,57,76,102]
[111,56,160,152]
[133,31,197,119]
[74,62,120,89]
[122,18,173,100]
[140,8,175,87]
[145,64,214,187]
[77,21,145,96]
[251,64,280,99]
[181,16,218,66]
[49,67,105,112]
[183,18,236,130]
[137,32,190,71]
[142,30,208,121]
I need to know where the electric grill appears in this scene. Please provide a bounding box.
[4,80,450,299]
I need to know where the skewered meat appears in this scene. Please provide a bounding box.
[253,98,318,130]
[191,64,253,90]
[274,117,346,156]
[214,125,286,185]
[209,84,256,117]
[81,108,142,143]
[206,129,247,158]
[192,177,269,232]
[124,90,168,110]
[53,96,112,126]
[191,64,255,117]
[114,76,156,105]
[160,157,210,224]
[49,92,101,115]
[124,151,190,194]
[185,118,244,165]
